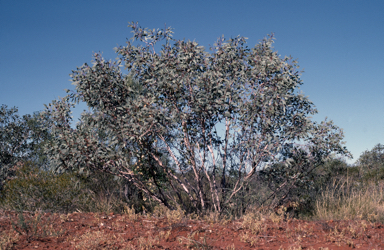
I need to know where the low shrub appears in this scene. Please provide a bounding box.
[0,162,93,213]
[0,161,149,214]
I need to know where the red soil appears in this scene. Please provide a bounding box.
[1,210,383,249]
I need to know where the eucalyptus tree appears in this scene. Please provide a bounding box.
[42,22,350,213]
[0,105,50,190]
[357,143,384,170]
[356,143,384,180]
[0,105,23,188]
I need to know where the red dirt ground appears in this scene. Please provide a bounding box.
[1,210,383,249]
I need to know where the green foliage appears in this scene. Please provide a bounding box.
[312,157,350,186]
[41,22,351,214]
[0,162,93,213]
[0,105,27,189]
[0,105,51,190]
[358,143,384,168]
[0,160,149,214]
[362,167,384,182]
[357,143,384,181]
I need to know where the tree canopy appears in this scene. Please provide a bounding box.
[0,105,50,190]
[41,22,350,213]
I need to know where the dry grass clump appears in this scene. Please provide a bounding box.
[241,211,266,235]
[203,211,221,224]
[325,220,370,248]
[137,234,160,250]
[314,178,384,223]
[151,205,186,224]
[0,229,19,250]
[70,230,134,250]
[11,210,65,241]
[177,235,212,249]
[239,208,269,246]
[123,205,139,221]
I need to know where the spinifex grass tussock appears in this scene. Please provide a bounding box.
[123,205,138,221]
[277,247,304,250]
[239,208,269,246]
[240,232,260,247]
[0,161,131,215]
[241,212,266,235]
[0,163,93,213]
[0,229,19,250]
[89,193,124,214]
[269,209,287,224]
[203,211,221,224]
[151,205,186,224]
[225,244,236,250]
[177,235,213,250]
[200,210,233,225]
[70,230,132,250]
[157,229,172,241]
[11,210,65,242]
[324,221,371,248]
[314,178,384,223]
[137,234,160,250]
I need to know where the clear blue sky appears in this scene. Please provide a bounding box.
[1,0,383,164]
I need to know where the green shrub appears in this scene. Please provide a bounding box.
[361,167,384,182]
[0,161,151,214]
[0,162,93,213]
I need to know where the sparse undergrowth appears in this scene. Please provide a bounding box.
[11,210,66,242]
[314,178,384,223]
[1,205,383,249]
[1,150,383,249]
[1,166,384,249]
